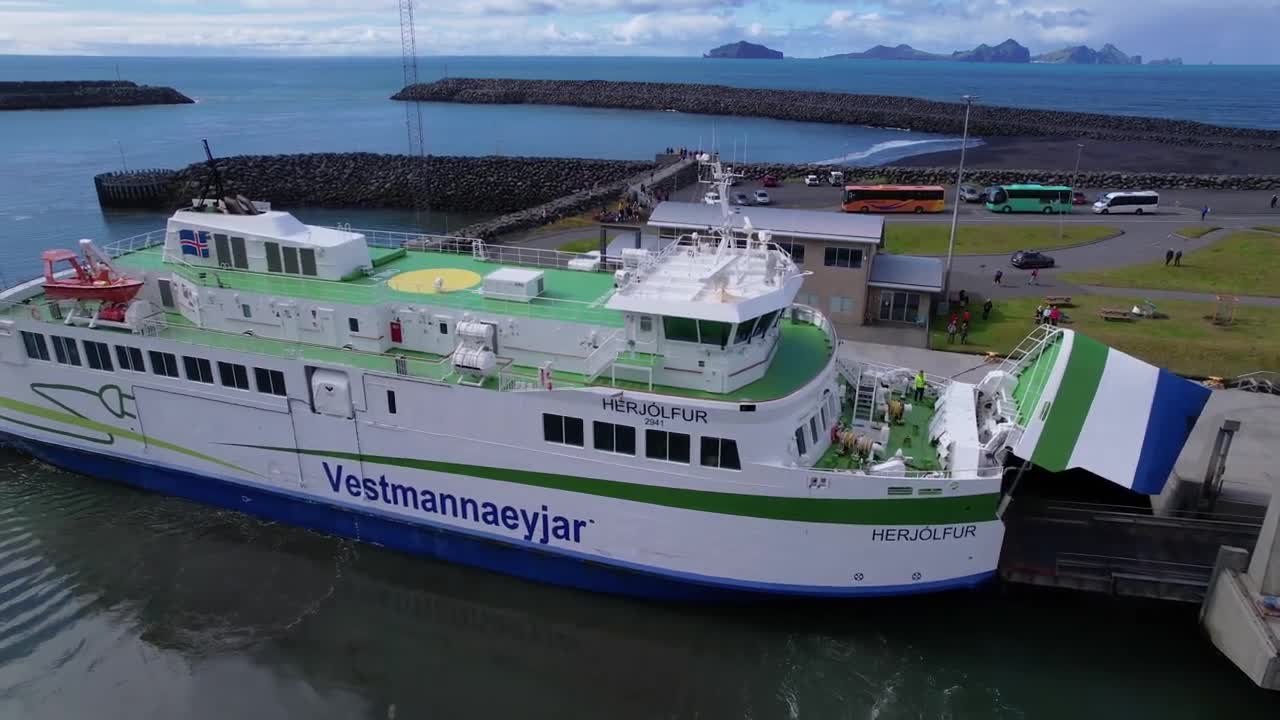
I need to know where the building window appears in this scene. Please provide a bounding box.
[542,413,584,447]
[300,248,318,276]
[387,390,398,415]
[879,291,922,324]
[824,246,863,269]
[645,429,690,463]
[21,331,49,361]
[218,361,250,390]
[776,240,805,265]
[183,356,214,384]
[51,336,81,366]
[829,296,856,316]
[241,303,252,319]
[254,367,287,396]
[700,436,741,470]
[84,341,114,371]
[116,346,144,372]
[796,292,820,308]
[593,421,636,455]
[794,426,807,456]
[149,351,179,378]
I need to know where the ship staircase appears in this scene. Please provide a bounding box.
[835,357,878,424]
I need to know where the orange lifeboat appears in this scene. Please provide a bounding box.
[42,242,143,305]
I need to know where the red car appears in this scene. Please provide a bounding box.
[1072,191,1088,205]
[761,175,779,188]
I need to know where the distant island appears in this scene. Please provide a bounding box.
[0,80,193,111]
[824,38,1030,63]
[1033,43,1140,64]
[825,40,1184,66]
[704,41,783,60]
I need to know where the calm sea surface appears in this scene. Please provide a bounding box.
[2,55,1279,718]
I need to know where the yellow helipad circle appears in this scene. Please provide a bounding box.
[388,268,482,294]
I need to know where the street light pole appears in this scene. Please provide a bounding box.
[943,94,977,310]
[1060,142,1085,242]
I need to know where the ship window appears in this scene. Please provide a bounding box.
[51,336,81,366]
[230,236,249,269]
[149,351,179,378]
[697,320,731,348]
[542,413,584,447]
[809,416,819,444]
[300,248,318,276]
[593,421,636,456]
[254,367,287,396]
[820,404,828,429]
[386,390,398,415]
[348,317,360,333]
[662,315,699,343]
[282,246,300,275]
[438,322,449,335]
[21,331,49,362]
[700,436,741,470]
[183,356,214,384]
[639,316,652,333]
[264,242,283,273]
[84,341,114,371]
[241,304,252,319]
[753,310,779,339]
[218,361,250,390]
[116,346,144,372]
[733,317,757,344]
[794,426,807,456]
[645,430,690,464]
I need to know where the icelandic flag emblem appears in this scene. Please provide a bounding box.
[179,229,210,258]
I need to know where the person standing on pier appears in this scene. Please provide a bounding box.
[982,298,993,321]
[1201,205,1210,221]
[993,269,1003,286]
[1175,250,1183,266]
[1271,194,1277,209]
[1165,248,1174,266]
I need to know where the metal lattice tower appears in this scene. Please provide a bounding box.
[399,0,424,157]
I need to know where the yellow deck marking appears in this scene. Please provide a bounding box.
[388,268,482,294]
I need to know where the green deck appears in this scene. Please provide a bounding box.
[814,391,941,472]
[1012,335,1063,425]
[114,246,623,327]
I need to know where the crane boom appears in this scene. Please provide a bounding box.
[399,0,424,157]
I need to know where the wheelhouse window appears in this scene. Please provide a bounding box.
[218,361,250,390]
[593,421,636,455]
[51,335,81,366]
[700,436,741,470]
[254,367,287,396]
[824,246,863,269]
[149,351,179,378]
[794,426,807,456]
[753,310,779,340]
[645,430,690,464]
[183,356,214,384]
[697,320,730,348]
[84,341,113,371]
[116,346,144,372]
[542,413,584,447]
[662,315,699,343]
[21,331,49,362]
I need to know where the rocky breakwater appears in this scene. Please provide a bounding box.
[0,81,193,110]
[737,164,1280,191]
[395,78,1280,151]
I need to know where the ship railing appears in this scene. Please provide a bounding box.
[102,229,168,258]
[786,303,838,347]
[334,227,616,273]
[998,326,1063,430]
[802,463,1005,481]
[583,330,625,383]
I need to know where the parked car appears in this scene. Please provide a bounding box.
[804,174,821,187]
[1010,250,1055,269]
[761,174,779,188]
[703,191,721,205]
[828,171,845,186]
[1072,191,1088,205]
[732,192,751,205]
[959,184,981,203]
[979,185,1000,203]
[753,189,771,205]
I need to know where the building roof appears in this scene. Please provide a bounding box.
[868,254,944,292]
[647,202,883,244]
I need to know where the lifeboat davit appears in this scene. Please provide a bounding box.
[42,240,143,305]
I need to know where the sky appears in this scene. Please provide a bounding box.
[0,0,1276,64]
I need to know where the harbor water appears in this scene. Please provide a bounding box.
[2,55,1280,717]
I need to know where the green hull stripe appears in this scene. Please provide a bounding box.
[243,445,999,525]
[0,394,256,477]
[1031,333,1108,471]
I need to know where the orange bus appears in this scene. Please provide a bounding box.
[842,185,946,214]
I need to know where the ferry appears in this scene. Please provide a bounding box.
[0,158,1211,600]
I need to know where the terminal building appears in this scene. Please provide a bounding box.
[646,203,944,345]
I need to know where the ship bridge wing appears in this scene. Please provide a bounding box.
[1009,329,1211,494]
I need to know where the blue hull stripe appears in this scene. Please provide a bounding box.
[1133,369,1212,495]
[1,434,993,600]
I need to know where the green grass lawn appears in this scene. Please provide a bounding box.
[930,294,1280,377]
[883,224,1117,255]
[1063,230,1280,297]
[1177,225,1221,238]
[557,237,600,253]
[1255,226,1280,234]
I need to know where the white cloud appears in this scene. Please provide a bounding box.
[609,13,734,46]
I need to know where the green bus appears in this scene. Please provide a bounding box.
[985,184,1072,214]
